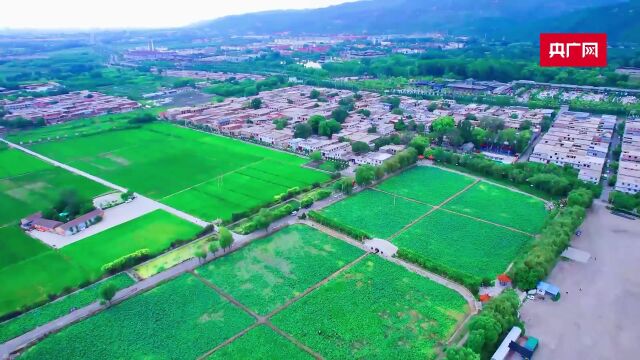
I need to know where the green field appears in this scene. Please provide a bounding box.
[394,210,533,279]
[0,210,200,318]
[26,122,329,221]
[207,325,312,360]
[0,146,109,226]
[0,226,49,269]
[19,274,255,360]
[271,256,469,360]
[376,166,475,205]
[319,189,431,238]
[196,224,364,315]
[0,273,134,344]
[444,182,548,234]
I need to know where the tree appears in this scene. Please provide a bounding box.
[310,151,323,162]
[519,120,533,131]
[458,119,474,143]
[318,119,342,138]
[309,89,320,99]
[307,115,325,134]
[333,177,354,194]
[331,108,349,123]
[394,119,407,131]
[384,96,401,110]
[408,136,428,155]
[445,347,480,360]
[208,241,218,256]
[427,103,438,112]
[253,208,273,232]
[567,188,594,208]
[355,165,376,186]
[432,116,455,144]
[351,141,370,154]
[218,226,234,251]
[195,248,207,263]
[541,116,553,132]
[99,283,118,304]
[250,98,262,109]
[294,123,312,139]
[357,108,371,117]
[479,116,505,132]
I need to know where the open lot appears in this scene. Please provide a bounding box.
[26,122,329,221]
[0,209,200,318]
[520,202,640,359]
[16,224,470,359]
[318,165,546,281]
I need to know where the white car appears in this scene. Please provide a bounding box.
[291,211,298,216]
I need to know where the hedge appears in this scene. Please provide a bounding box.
[101,249,151,274]
[307,210,371,241]
[396,248,481,295]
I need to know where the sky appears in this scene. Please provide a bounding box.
[0,0,356,30]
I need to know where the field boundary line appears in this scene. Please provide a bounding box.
[195,323,260,360]
[438,208,536,237]
[422,162,552,206]
[190,271,261,320]
[267,324,324,360]
[265,253,369,319]
[371,187,438,207]
[387,179,480,241]
[158,158,268,201]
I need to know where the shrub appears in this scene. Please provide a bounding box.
[301,197,314,208]
[308,211,371,241]
[101,249,151,274]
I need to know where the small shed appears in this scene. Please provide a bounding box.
[363,239,398,257]
[479,294,492,303]
[491,326,522,360]
[497,274,512,287]
[537,281,560,300]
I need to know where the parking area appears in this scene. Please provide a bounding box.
[520,201,640,359]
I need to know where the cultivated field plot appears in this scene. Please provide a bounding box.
[0,146,109,226]
[394,210,533,279]
[18,274,255,360]
[196,224,364,315]
[27,122,329,221]
[134,237,217,279]
[0,273,134,344]
[443,181,548,234]
[376,166,475,206]
[271,256,469,360]
[318,189,431,238]
[0,210,200,318]
[207,325,312,360]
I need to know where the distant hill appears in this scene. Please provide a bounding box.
[193,0,638,42]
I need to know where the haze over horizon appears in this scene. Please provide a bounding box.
[0,0,356,30]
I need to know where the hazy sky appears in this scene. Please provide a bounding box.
[0,0,355,30]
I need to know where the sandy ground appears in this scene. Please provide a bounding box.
[29,196,161,248]
[520,201,640,359]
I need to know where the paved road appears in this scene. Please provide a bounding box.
[0,138,208,228]
[600,116,624,201]
[518,105,568,163]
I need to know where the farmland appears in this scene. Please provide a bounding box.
[318,189,431,238]
[376,166,475,205]
[0,273,134,344]
[444,181,548,234]
[26,122,330,221]
[0,210,200,318]
[18,274,255,360]
[195,224,364,315]
[271,256,469,360]
[0,145,109,226]
[207,326,312,360]
[394,210,533,279]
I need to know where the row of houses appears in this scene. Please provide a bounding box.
[1,91,140,124]
[21,209,104,237]
[530,112,615,183]
[159,70,265,82]
[615,119,640,194]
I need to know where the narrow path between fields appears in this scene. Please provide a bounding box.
[386,179,480,240]
[0,138,208,227]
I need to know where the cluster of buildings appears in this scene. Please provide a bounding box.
[21,209,104,237]
[158,70,265,82]
[615,119,640,194]
[1,91,140,124]
[530,111,615,183]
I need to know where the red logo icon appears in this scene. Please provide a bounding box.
[540,33,607,67]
